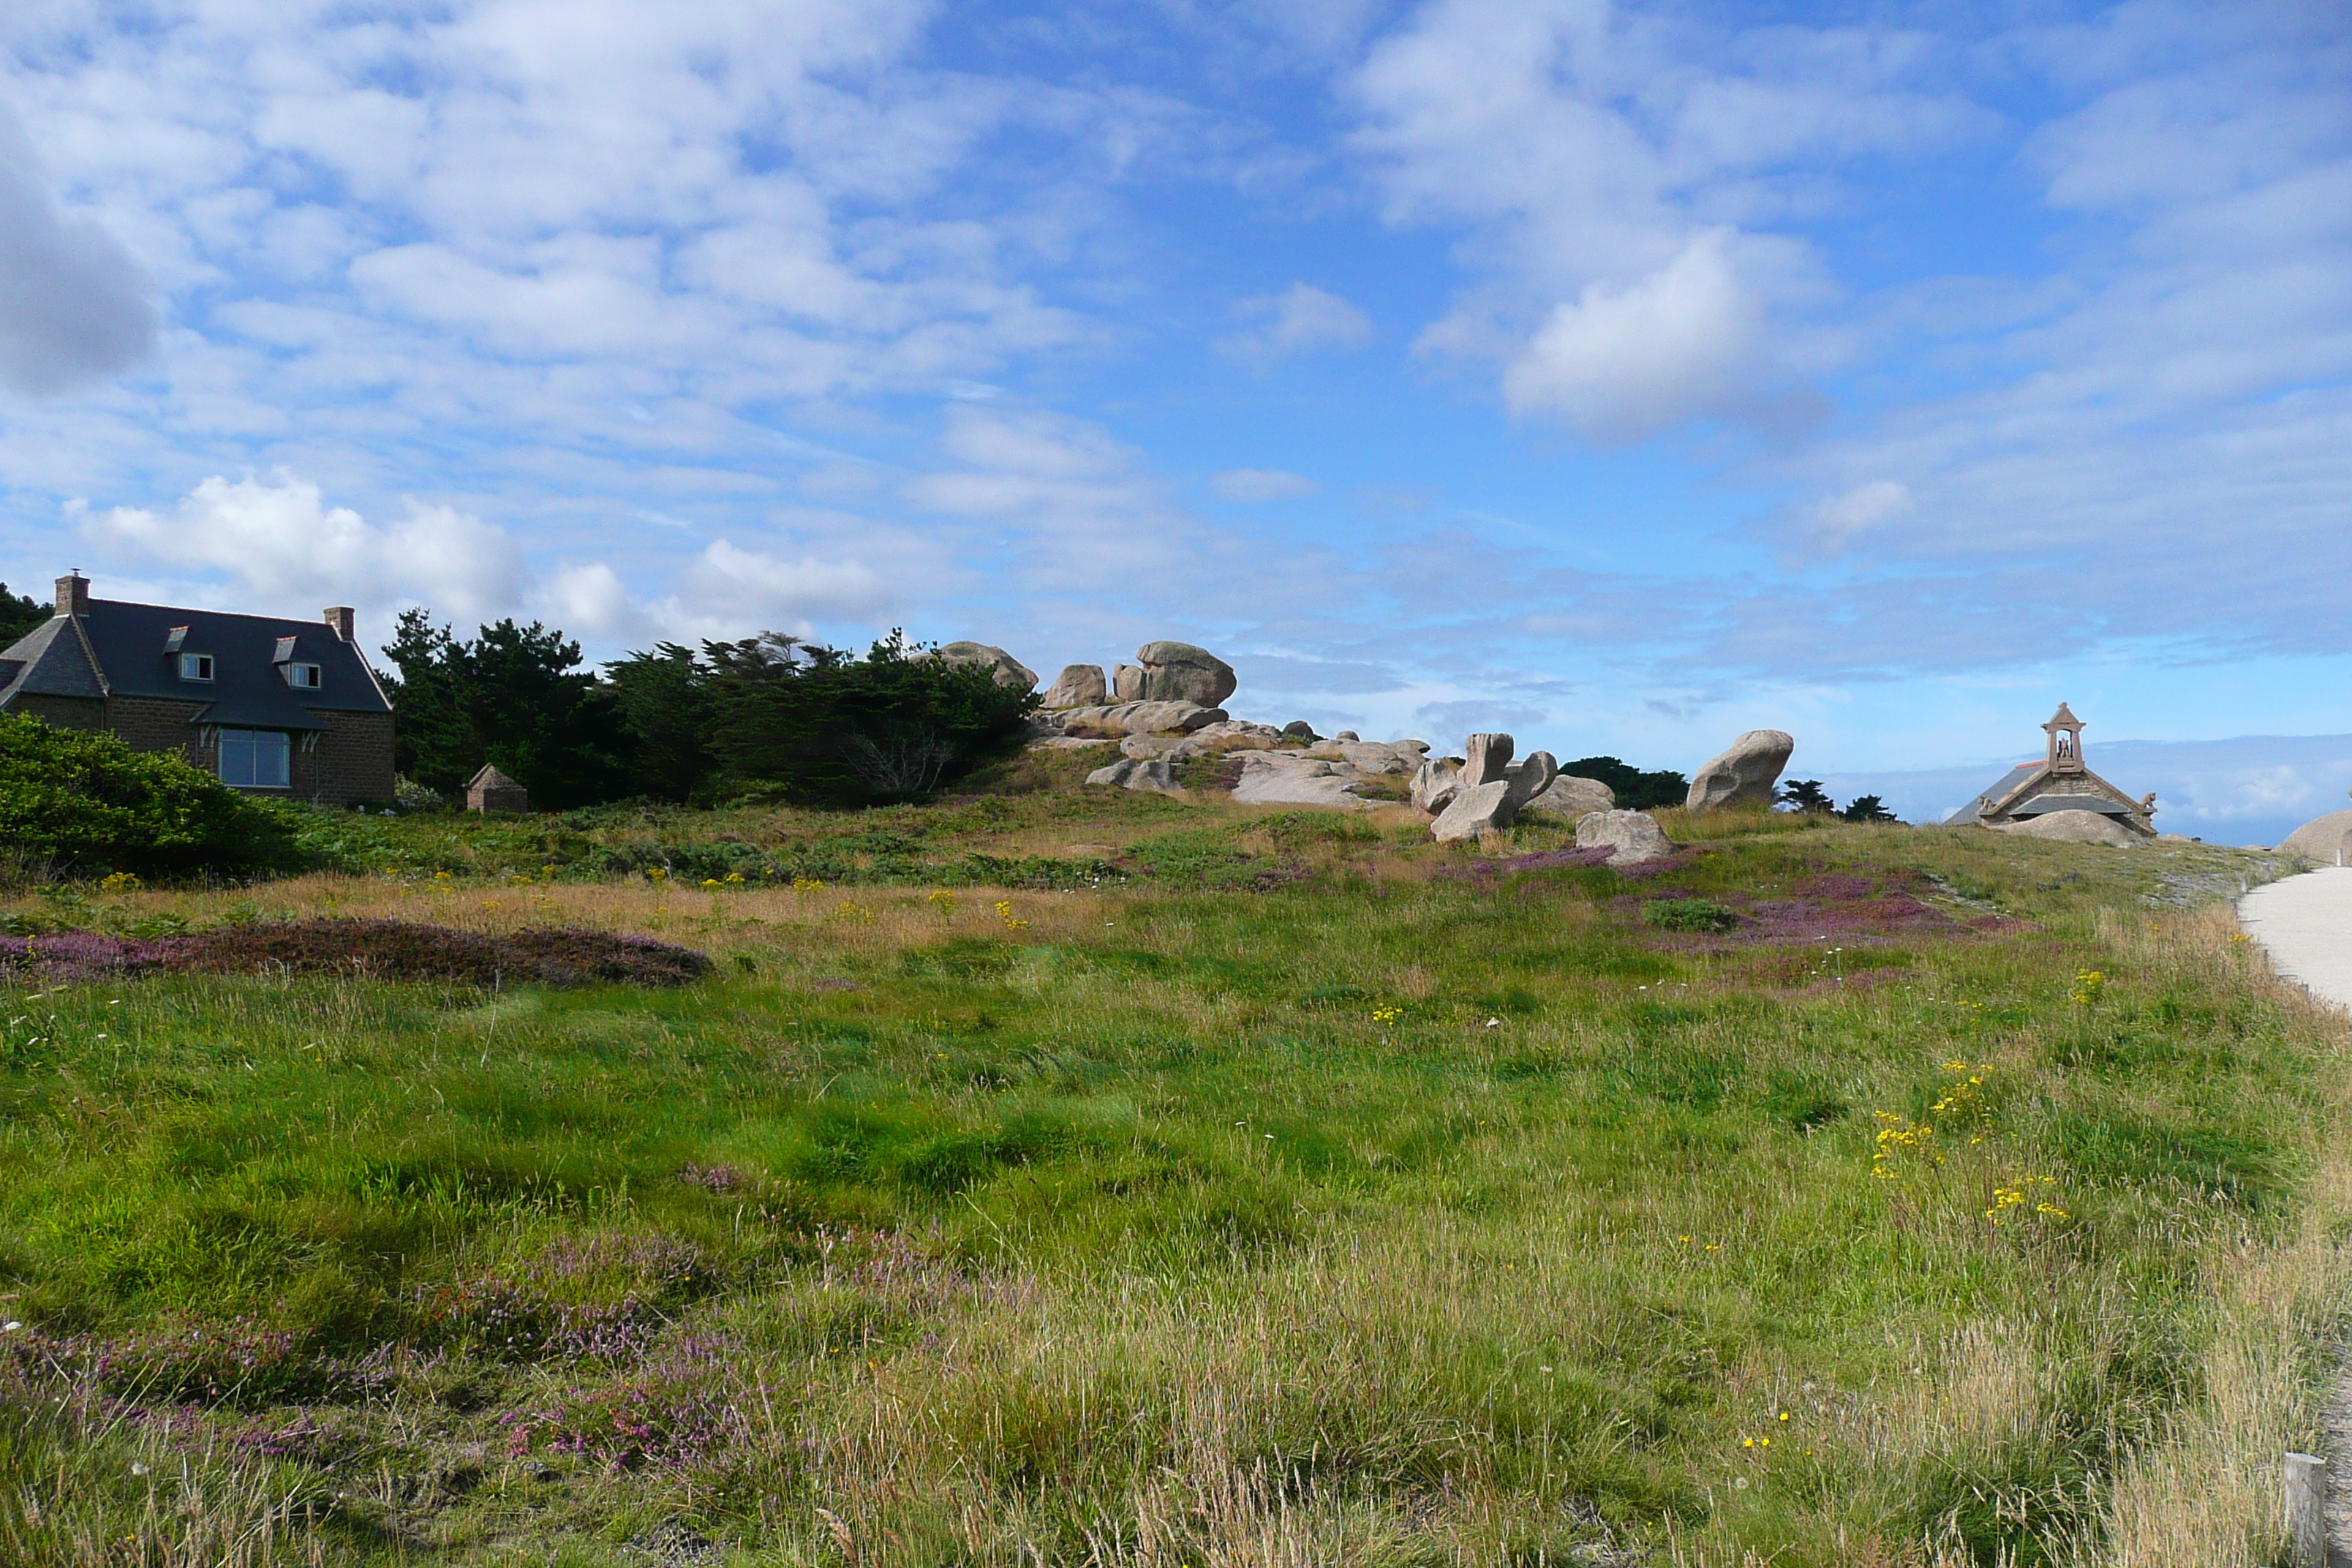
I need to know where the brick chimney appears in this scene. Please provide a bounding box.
[55,573,88,618]
[323,606,356,642]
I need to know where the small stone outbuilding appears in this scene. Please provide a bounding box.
[1945,703,2155,837]
[467,764,529,814]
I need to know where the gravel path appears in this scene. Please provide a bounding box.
[2239,869,2352,1561]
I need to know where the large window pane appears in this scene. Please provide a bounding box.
[218,730,290,788]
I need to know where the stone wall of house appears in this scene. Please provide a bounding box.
[304,709,396,805]
[106,696,206,763]
[8,694,106,731]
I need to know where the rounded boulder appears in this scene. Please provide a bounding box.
[1132,641,1238,707]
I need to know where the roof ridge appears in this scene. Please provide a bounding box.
[87,598,346,630]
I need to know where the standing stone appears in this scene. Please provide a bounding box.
[1133,641,1239,706]
[1502,750,1559,814]
[936,641,1039,691]
[1040,664,1107,709]
[1686,730,1795,813]
[1464,732,1515,785]
[1575,810,1674,866]
[1112,664,1145,701]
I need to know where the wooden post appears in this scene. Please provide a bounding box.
[2286,1451,2326,1568]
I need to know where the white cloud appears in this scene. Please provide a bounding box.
[1809,479,1915,549]
[1219,284,1373,363]
[0,106,153,396]
[1500,230,1774,442]
[1209,468,1320,502]
[75,471,524,621]
[657,538,890,641]
[545,560,644,640]
[1347,0,1974,436]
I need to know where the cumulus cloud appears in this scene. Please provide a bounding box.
[1501,231,1774,442]
[75,472,524,621]
[1220,284,1373,363]
[1348,0,1972,436]
[657,539,891,641]
[0,108,154,396]
[1209,468,1319,502]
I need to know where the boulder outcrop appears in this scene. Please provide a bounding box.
[1232,752,1374,807]
[1575,810,1674,866]
[1521,775,1615,821]
[1109,641,1237,707]
[2280,805,2352,863]
[1430,733,1560,842]
[1993,809,2141,846]
[1686,730,1795,813]
[1052,701,1229,736]
[1041,663,1107,709]
[1086,757,1181,794]
[936,641,1038,691]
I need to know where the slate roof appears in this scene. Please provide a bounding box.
[1943,763,2042,826]
[0,615,106,704]
[0,598,390,731]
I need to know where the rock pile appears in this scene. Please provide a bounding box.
[1420,734,1560,842]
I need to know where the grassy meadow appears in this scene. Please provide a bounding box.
[1,785,2346,1567]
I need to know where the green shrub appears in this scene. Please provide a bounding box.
[0,715,301,879]
[1640,897,1738,933]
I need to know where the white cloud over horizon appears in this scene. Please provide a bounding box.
[0,0,2345,776]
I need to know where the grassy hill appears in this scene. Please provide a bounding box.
[0,790,2342,1567]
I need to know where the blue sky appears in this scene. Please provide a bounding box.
[1,0,2348,825]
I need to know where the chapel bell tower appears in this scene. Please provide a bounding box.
[2043,701,2086,775]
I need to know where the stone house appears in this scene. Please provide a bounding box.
[0,573,395,805]
[1942,702,2156,835]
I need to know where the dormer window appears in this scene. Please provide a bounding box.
[178,652,214,682]
[284,662,322,690]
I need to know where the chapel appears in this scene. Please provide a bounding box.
[1942,703,2157,835]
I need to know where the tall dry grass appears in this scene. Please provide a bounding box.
[2071,907,2352,1567]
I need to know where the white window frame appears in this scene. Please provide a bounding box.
[178,652,214,682]
[217,728,291,790]
[284,661,323,690]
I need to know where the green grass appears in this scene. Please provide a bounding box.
[0,799,2339,1565]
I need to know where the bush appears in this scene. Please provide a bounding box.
[701,631,1037,806]
[1561,755,1689,811]
[0,714,301,879]
[1640,897,1738,933]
